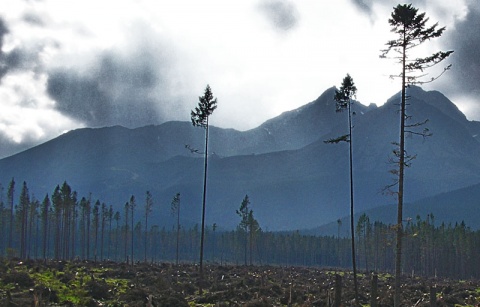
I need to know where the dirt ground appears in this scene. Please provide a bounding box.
[1,260,479,306]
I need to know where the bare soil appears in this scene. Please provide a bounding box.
[0,259,479,306]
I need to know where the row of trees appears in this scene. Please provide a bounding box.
[0,179,151,264]
[1,181,479,280]
[0,179,262,266]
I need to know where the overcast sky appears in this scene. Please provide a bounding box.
[0,0,478,158]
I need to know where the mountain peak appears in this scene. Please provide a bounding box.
[386,86,466,120]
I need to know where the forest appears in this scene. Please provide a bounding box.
[1,179,479,281]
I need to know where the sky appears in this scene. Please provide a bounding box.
[0,0,478,158]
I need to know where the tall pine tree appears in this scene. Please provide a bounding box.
[190,85,217,281]
[381,5,453,306]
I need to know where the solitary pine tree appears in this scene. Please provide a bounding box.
[325,74,359,304]
[190,84,217,279]
[381,4,453,306]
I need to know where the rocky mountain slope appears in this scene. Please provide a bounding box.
[0,86,479,230]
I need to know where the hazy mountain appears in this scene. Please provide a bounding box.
[0,86,479,231]
[311,181,480,237]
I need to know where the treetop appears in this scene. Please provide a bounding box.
[191,84,218,128]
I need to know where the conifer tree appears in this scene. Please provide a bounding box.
[190,84,217,279]
[381,5,453,306]
[325,74,359,304]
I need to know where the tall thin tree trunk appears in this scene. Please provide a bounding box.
[199,119,209,279]
[131,203,134,265]
[124,206,128,263]
[176,203,180,265]
[348,100,359,304]
[86,205,91,260]
[144,213,148,263]
[394,35,407,307]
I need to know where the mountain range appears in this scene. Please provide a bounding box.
[0,86,479,231]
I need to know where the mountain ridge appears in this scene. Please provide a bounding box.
[0,86,479,231]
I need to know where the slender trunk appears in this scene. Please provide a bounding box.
[348,99,359,304]
[8,181,14,250]
[71,202,76,260]
[94,214,98,262]
[35,209,39,258]
[28,205,35,259]
[144,213,148,263]
[131,205,134,265]
[108,214,112,260]
[115,219,119,261]
[199,119,209,279]
[43,205,48,260]
[244,230,247,266]
[86,203,91,260]
[249,226,253,265]
[21,202,28,259]
[394,34,407,307]
[101,217,105,261]
[176,203,180,265]
[124,210,128,263]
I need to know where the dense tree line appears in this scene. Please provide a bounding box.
[0,179,479,280]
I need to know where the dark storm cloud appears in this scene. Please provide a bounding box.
[259,0,299,31]
[442,7,480,96]
[0,18,10,79]
[47,50,169,128]
[0,17,39,80]
[0,18,7,45]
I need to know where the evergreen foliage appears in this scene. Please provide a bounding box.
[381,4,453,306]
[326,74,359,304]
[190,84,218,279]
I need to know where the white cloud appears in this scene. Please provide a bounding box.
[0,72,81,143]
[0,0,478,158]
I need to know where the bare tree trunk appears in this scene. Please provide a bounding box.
[199,119,209,283]
[394,36,407,307]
